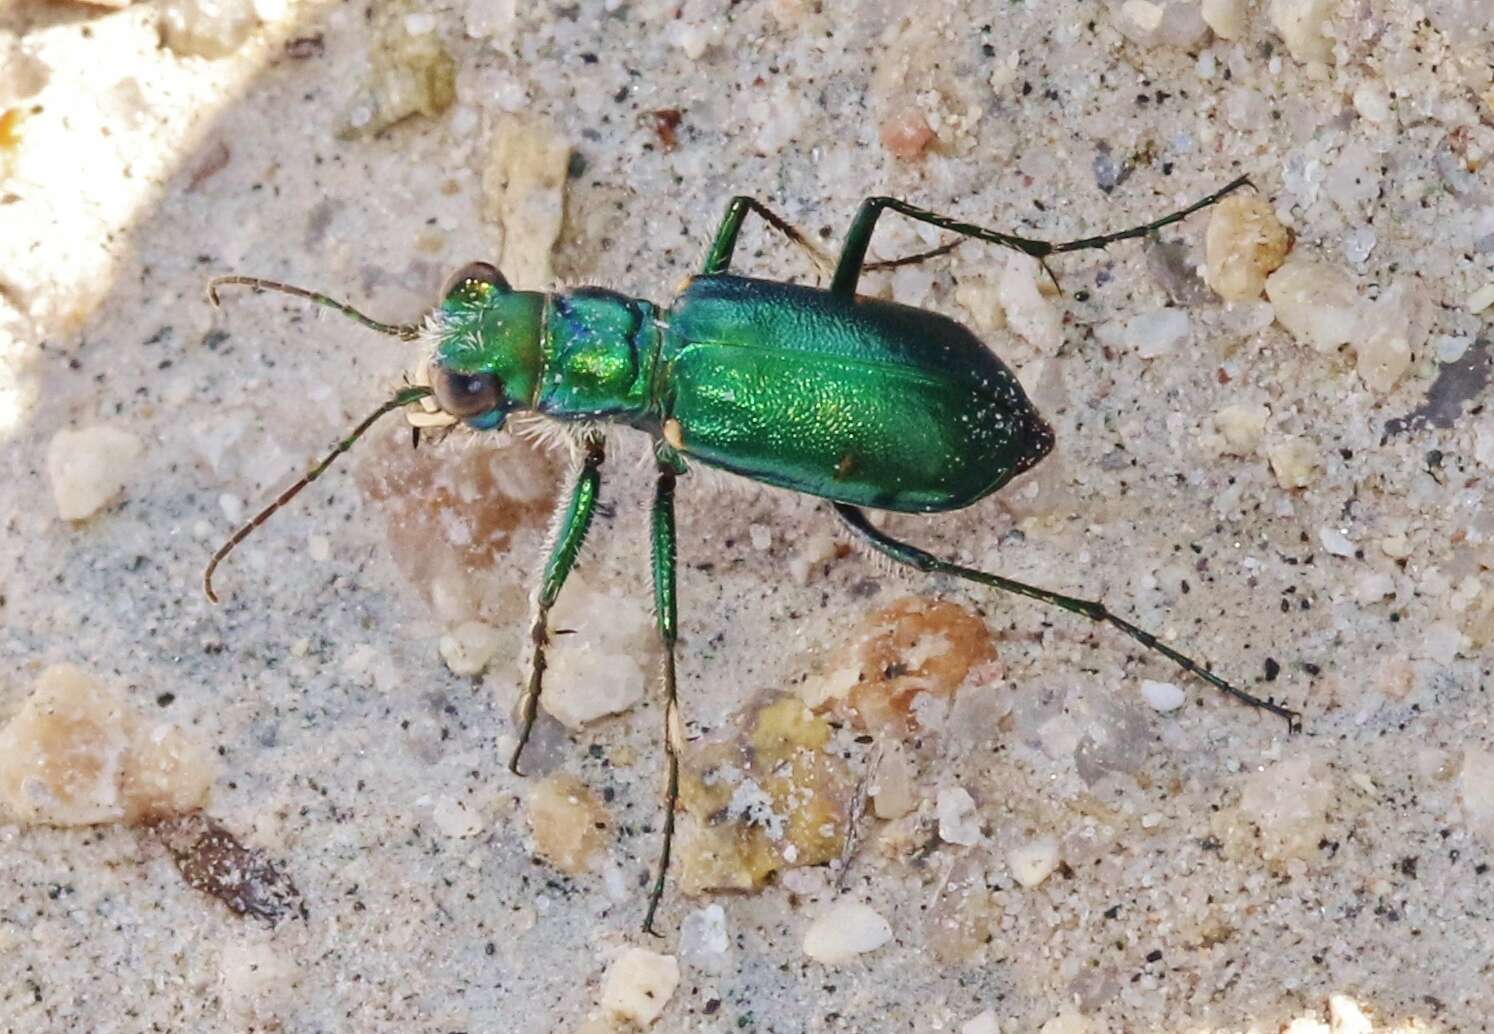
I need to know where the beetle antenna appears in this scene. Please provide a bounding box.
[207,276,425,341]
[203,385,433,603]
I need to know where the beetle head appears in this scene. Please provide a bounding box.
[414,261,545,432]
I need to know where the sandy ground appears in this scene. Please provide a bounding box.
[2,0,1493,1031]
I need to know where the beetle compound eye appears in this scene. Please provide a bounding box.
[432,367,502,417]
[442,262,509,298]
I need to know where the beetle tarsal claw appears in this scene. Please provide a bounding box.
[407,409,460,428]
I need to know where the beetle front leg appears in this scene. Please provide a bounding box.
[510,433,606,775]
[833,503,1301,732]
[641,461,684,935]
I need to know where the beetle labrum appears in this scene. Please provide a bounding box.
[205,176,1300,932]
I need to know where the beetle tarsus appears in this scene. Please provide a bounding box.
[507,437,607,780]
[641,466,683,934]
[832,503,1302,732]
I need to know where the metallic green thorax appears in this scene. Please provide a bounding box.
[540,288,660,418]
[435,281,661,424]
[433,274,1051,513]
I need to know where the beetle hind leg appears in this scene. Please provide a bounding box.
[832,503,1302,732]
[701,196,964,281]
[703,196,836,277]
[829,174,1252,296]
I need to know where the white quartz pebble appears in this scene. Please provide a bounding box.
[1141,679,1186,712]
[1328,993,1373,1034]
[1116,308,1192,358]
[1318,527,1356,557]
[439,621,502,676]
[1213,403,1269,453]
[803,900,893,963]
[1267,0,1336,64]
[1265,258,1362,354]
[1267,436,1320,489]
[1201,0,1247,37]
[937,787,983,845]
[600,948,679,1028]
[47,425,143,520]
[1007,837,1060,887]
[998,252,1061,354]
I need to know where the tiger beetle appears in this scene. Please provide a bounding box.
[204,174,1300,934]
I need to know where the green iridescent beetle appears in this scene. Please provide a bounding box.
[205,176,1299,933]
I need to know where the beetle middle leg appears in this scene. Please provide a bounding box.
[703,196,967,280]
[642,457,685,935]
[833,503,1301,732]
[829,174,1252,295]
[510,433,607,774]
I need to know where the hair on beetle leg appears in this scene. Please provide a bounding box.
[634,446,655,472]
[836,522,907,581]
[566,423,601,462]
[536,446,605,573]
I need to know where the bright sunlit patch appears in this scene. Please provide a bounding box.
[0,302,33,437]
[0,3,303,428]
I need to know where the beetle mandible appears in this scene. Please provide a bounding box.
[205,176,1300,933]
